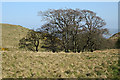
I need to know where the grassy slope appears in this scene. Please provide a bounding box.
[1,24,29,50]
[1,23,45,51]
[2,49,119,78]
[109,32,120,41]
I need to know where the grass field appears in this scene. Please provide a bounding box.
[2,49,119,78]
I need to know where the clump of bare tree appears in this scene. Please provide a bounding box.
[19,30,41,52]
[39,23,62,52]
[19,9,112,52]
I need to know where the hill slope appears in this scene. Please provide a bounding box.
[109,32,120,41]
[1,23,29,50]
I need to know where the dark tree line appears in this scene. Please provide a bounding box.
[115,37,120,49]
[19,9,115,52]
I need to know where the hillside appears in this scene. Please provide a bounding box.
[109,32,120,41]
[1,23,29,50]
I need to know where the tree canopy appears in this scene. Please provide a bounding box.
[19,30,41,52]
[19,9,111,52]
[38,9,109,52]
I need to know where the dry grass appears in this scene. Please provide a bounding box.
[1,24,29,50]
[2,49,119,78]
[1,23,45,52]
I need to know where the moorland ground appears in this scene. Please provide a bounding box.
[2,49,119,78]
[1,24,120,78]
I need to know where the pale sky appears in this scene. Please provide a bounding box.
[2,2,118,37]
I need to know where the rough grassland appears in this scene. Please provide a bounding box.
[2,49,119,78]
[1,23,44,51]
[1,23,29,50]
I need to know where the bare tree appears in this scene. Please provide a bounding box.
[80,10,109,52]
[38,9,109,52]
[39,9,83,52]
[39,23,62,52]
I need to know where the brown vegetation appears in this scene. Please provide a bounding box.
[2,49,119,78]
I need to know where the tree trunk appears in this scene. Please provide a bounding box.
[90,49,93,52]
[65,48,69,53]
[35,40,39,52]
[52,49,55,53]
[36,46,38,52]
[82,46,86,52]
[77,50,80,53]
[89,41,94,52]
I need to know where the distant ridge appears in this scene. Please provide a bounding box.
[109,32,120,41]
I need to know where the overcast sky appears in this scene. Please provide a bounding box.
[2,2,118,37]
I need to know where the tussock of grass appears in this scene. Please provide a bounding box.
[2,49,119,78]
